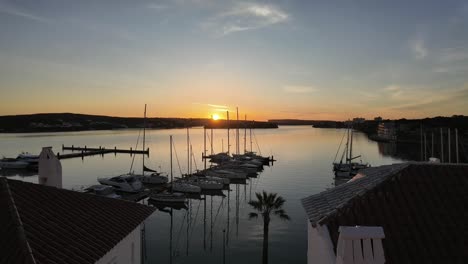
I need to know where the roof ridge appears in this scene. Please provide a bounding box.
[0,177,36,264]
[301,163,410,226]
[6,178,149,207]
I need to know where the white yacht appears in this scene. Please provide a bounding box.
[85,185,121,199]
[98,175,143,193]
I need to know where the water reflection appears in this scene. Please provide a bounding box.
[0,126,404,264]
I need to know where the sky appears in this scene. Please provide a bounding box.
[1,0,468,121]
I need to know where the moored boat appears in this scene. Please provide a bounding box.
[98,175,143,193]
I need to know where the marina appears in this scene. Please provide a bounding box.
[0,126,404,263]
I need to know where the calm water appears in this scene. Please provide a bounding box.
[0,126,404,263]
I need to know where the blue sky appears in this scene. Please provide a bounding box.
[1,0,468,120]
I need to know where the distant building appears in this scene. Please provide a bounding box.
[374,116,383,121]
[377,122,397,141]
[0,177,155,264]
[352,117,365,124]
[301,163,468,264]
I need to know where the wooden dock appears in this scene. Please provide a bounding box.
[58,145,149,160]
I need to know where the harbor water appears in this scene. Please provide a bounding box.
[0,126,403,263]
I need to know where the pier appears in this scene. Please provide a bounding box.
[58,145,149,160]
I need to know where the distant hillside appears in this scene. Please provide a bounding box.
[269,119,346,128]
[0,113,277,133]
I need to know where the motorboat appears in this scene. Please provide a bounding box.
[0,152,39,170]
[0,158,29,169]
[85,185,121,199]
[98,175,143,193]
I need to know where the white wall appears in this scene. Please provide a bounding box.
[39,147,62,188]
[96,224,142,264]
[307,223,335,264]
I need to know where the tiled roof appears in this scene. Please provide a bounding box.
[301,163,409,226]
[0,178,155,264]
[301,163,468,263]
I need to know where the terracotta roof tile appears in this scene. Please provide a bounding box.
[0,178,155,264]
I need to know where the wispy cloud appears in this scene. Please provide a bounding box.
[204,2,289,35]
[193,103,229,109]
[146,3,169,10]
[439,46,468,62]
[410,35,428,59]
[389,85,468,111]
[283,85,318,94]
[0,4,50,23]
[384,85,403,98]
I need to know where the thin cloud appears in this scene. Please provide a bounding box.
[0,4,50,23]
[283,85,318,94]
[205,2,289,36]
[146,3,169,10]
[439,46,468,62]
[410,36,428,59]
[390,86,468,111]
[192,103,229,109]
[384,85,403,98]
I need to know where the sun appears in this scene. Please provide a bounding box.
[212,114,220,120]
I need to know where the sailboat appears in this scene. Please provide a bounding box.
[99,105,167,191]
[150,135,187,203]
[171,129,202,193]
[333,123,370,178]
[138,105,169,184]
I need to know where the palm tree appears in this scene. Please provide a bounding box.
[248,191,290,264]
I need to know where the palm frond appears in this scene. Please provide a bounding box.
[248,191,289,223]
[248,200,263,211]
[274,209,290,220]
[248,212,258,220]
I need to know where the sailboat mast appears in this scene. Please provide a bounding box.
[250,120,253,152]
[142,104,147,175]
[456,128,459,163]
[170,135,173,192]
[448,128,451,163]
[345,123,350,163]
[441,128,444,162]
[227,111,230,154]
[236,107,239,155]
[349,127,354,164]
[211,127,214,155]
[244,114,247,154]
[204,127,207,170]
[187,127,190,175]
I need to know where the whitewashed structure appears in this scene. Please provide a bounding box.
[38,146,62,188]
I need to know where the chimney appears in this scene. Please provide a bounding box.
[39,147,62,188]
[336,226,385,264]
